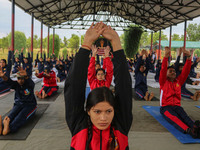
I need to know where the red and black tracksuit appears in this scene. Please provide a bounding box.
[64,48,132,150]
[159,57,194,133]
[88,56,113,90]
[37,71,58,96]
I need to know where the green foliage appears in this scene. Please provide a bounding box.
[140,32,149,47]
[8,31,26,52]
[1,37,9,52]
[60,38,65,48]
[68,34,79,53]
[62,47,68,57]
[194,49,200,57]
[63,36,68,47]
[120,34,124,49]
[124,25,143,58]
[49,34,60,58]
[187,23,200,41]
[151,31,168,43]
[171,34,182,41]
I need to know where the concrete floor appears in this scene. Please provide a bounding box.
[0,80,200,150]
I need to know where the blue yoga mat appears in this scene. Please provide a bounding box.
[85,87,91,99]
[143,105,200,144]
[196,106,200,109]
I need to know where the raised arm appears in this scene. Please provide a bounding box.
[20,48,24,64]
[102,25,132,135]
[174,48,182,72]
[64,22,105,134]
[159,47,170,88]
[177,48,192,86]
[6,48,12,77]
[104,46,113,87]
[88,45,98,86]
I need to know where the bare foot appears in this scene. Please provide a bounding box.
[144,91,149,101]
[0,115,2,135]
[149,92,154,101]
[2,116,10,135]
[196,92,200,101]
[35,91,42,99]
[57,77,60,83]
[191,92,198,101]
[42,90,47,99]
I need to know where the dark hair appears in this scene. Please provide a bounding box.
[96,68,105,75]
[167,65,175,70]
[44,67,50,73]
[178,63,184,67]
[95,63,100,67]
[1,59,6,64]
[85,87,116,150]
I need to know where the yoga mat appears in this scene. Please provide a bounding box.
[196,106,200,109]
[42,81,65,88]
[143,105,200,144]
[85,87,91,99]
[133,91,159,101]
[147,79,160,88]
[0,104,49,140]
[37,89,62,102]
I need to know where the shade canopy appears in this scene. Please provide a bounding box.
[9,0,200,31]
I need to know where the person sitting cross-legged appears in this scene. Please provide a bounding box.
[0,67,37,135]
[35,67,58,99]
[134,49,154,101]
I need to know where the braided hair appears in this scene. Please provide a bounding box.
[85,87,116,150]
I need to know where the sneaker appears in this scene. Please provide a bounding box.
[187,125,198,139]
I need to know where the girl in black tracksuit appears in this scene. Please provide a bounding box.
[64,47,132,149]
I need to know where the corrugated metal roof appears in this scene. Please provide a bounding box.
[8,0,200,31]
[155,40,200,48]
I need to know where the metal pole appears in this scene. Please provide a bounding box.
[169,26,172,63]
[40,21,43,57]
[31,13,34,61]
[150,32,153,51]
[11,0,15,55]
[47,26,50,58]
[53,28,55,54]
[184,20,187,49]
[158,30,161,60]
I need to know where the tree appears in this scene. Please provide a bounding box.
[62,47,68,57]
[119,34,124,49]
[68,34,79,53]
[150,31,168,43]
[8,31,26,53]
[60,38,65,48]
[49,34,60,58]
[1,37,9,53]
[140,32,149,47]
[26,35,40,49]
[187,23,200,41]
[63,36,68,47]
[171,34,181,41]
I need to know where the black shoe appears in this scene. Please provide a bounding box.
[187,123,199,139]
